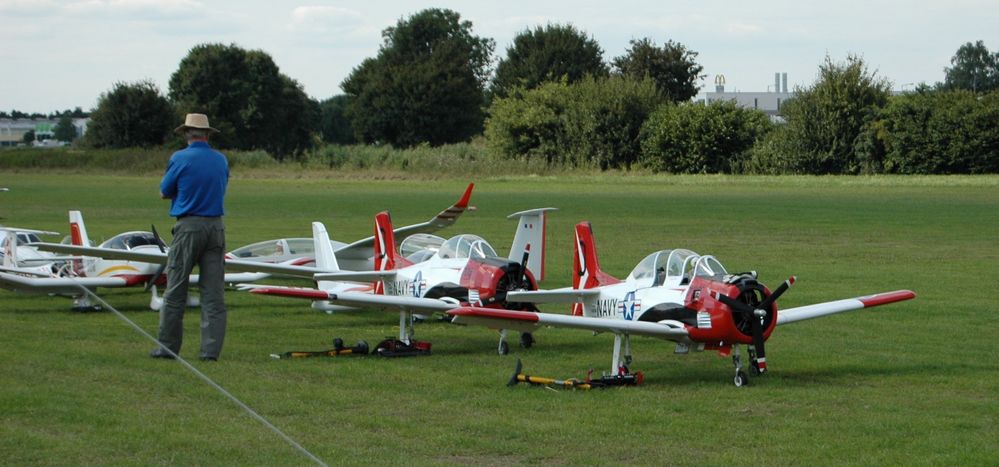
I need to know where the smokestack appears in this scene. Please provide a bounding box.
[774,73,780,93]
[782,73,788,93]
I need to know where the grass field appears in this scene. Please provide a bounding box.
[1,173,996,465]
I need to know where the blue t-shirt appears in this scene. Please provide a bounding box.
[160,141,229,218]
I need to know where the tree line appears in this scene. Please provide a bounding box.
[74,8,999,173]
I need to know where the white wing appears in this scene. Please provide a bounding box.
[777,290,916,325]
[448,307,690,340]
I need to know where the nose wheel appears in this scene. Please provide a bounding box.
[732,344,751,387]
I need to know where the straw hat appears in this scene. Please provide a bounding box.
[174,113,219,133]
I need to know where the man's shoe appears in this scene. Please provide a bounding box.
[199,356,217,362]
[149,348,176,359]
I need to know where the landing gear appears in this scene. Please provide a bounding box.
[519,332,534,349]
[734,370,749,387]
[732,344,749,387]
[499,340,510,355]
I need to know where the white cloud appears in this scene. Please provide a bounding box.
[64,0,205,19]
[289,5,362,33]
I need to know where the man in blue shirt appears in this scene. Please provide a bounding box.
[151,113,230,361]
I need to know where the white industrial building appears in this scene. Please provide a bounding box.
[702,73,794,119]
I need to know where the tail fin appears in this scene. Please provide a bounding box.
[373,211,399,272]
[312,222,341,293]
[312,222,340,272]
[507,208,557,281]
[573,222,621,291]
[69,210,91,247]
[3,231,17,267]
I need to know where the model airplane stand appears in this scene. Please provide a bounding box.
[374,338,432,357]
[508,359,643,390]
[270,338,369,359]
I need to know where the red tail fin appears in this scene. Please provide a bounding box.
[573,222,621,291]
[373,211,398,272]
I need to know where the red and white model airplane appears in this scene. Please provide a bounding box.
[446,222,916,386]
[246,207,556,354]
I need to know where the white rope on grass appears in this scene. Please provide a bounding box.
[74,284,328,467]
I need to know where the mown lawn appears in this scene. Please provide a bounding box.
[0,173,996,465]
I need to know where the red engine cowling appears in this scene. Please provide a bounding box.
[460,257,538,310]
[684,275,778,346]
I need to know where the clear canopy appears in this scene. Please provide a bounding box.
[437,234,497,260]
[626,249,727,287]
[102,232,161,251]
[230,238,315,258]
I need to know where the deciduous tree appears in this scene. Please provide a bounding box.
[169,43,318,159]
[943,40,999,93]
[342,8,494,147]
[84,80,175,148]
[491,24,607,99]
[612,38,704,103]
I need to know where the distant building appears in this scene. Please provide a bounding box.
[0,117,89,147]
[702,73,794,121]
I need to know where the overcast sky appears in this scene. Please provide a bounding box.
[2,0,997,113]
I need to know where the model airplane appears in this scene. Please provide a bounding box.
[3,211,273,311]
[446,221,916,386]
[246,207,557,355]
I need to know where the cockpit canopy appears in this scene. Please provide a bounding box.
[100,232,163,251]
[230,238,314,258]
[626,249,728,288]
[400,233,445,263]
[437,234,497,260]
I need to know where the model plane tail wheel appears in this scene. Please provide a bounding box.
[734,370,749,387]
[498,340,510,355]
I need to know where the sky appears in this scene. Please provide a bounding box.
[2,0,997,114]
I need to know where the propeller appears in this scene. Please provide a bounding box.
[716,276,795,374]
[145,224,168,292]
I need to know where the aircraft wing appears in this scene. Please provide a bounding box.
[334,183,474,258]
[448,307,691,339]
[33,242,165,263]
[248,286,457,313]
[313,270,397,282]
[0,271,128,294]
[777,290,916,325]
[33,243,324,279]
[506,288,601,303]
[0,226,60,236]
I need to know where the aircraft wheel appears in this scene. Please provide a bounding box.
[520,332,534,349]
[498,341,510,355]
[734,371,749,387]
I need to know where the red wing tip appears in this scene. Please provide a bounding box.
[455,183,474,208]
[859,290,916,307]
[788,276,796,285]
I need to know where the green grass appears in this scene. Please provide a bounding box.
[1,173,997,465]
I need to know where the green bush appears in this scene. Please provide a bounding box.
[485,76,662,169]
[749,55,891,174]
[640,100,773,173]
[867,89,999,174]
